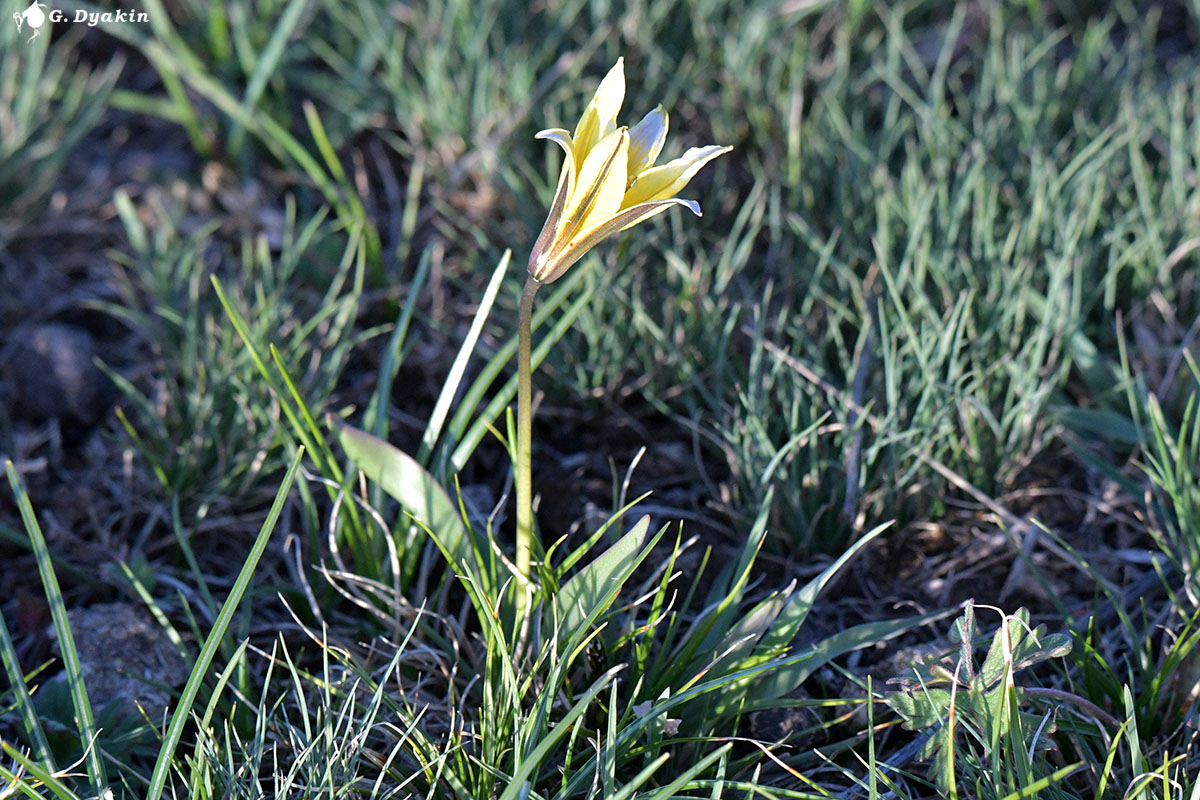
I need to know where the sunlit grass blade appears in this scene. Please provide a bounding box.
[419,249,511,465]
[0,608,55,770]
[5,461,108,797]
[145,447,304,800]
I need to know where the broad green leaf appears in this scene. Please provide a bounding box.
[977,609,1072,686]
[333,419,472,567]
[714,583,792,663]
[552,515,653,646]
[887,686,954,729]
[740,608,954,711]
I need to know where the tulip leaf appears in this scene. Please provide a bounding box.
[756,520,892,656]
[333,418,472,566]
[552,515,658,646]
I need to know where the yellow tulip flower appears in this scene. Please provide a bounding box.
[528,58,732,284]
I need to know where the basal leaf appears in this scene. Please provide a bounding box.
[552,515,656,646]
[333,418,472,567]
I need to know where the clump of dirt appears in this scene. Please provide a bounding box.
[60,601,191,719]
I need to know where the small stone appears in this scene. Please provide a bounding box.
[60,602,190,720]
[7,323,107,427]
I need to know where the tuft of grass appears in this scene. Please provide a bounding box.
[95,193,365,519]
[1,452,303,799]
[327,430,932,797]
[0,23,121,216]
[1138,359,1200,583]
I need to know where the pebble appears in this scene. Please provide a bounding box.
[7,323,108,427]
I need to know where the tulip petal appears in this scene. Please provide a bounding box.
[616,197,700,231]
[529,159,573,271]
[535,128,577,175]
[573,59,625,161]
[626,106,668,179]
[534,198,703,285]
[620,144,732,209]
[561,128,628,240]
[529,129,579,271]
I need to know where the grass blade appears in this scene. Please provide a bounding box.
[0,607,55,770]
[5,461,108,797]
[145,447,304,800]
[419,249,511,464]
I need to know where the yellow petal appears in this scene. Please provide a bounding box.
[572,59,624,162]
[626,106,668,180]
[616,197,700,231]
[561,128,628,239]
[620,144,732,209]
[533,198,701,285]
[534,128,577,180]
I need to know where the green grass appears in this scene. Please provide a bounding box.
[559,0,1200,555]
[95,195,366,518]
[0,18,120,216]
[3,0,1200,798]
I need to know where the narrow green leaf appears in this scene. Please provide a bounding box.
[0,609,55,770]
[5,461,108,797]
[757,520,891,654]
[498,667,623,800]
[366,245,433,438]
[0,741,81,800]
[227,0,311,157]
[146,448,304,800]
[419,249,511,465]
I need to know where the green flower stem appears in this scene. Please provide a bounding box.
[516,274,541,586]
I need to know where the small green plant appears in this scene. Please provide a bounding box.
[97,194,364,517]
[322,57,923,796]
[886,603,1076,796]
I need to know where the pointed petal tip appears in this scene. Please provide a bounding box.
[535,129,576,164]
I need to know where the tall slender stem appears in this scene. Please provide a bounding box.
[516,275,541,586]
